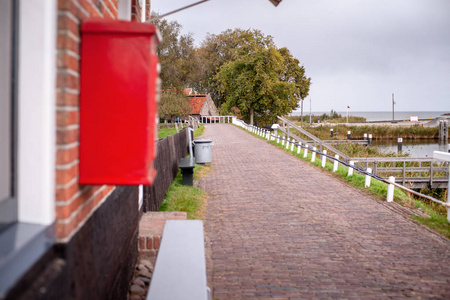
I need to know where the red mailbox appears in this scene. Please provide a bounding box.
[79,18,160,185]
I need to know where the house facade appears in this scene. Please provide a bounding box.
[187,94,219,120]
[0,1,155,299]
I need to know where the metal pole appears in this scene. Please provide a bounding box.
[309,97,312,124]
[392,93,395,121]
[300,98,304,127]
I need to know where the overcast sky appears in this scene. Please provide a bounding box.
[151,0,450,112]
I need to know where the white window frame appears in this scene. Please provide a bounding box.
[17,0,56,225]
[0,0,56,296]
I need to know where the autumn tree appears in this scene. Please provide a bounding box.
[194,29,275,108]
[159,92,192,121]
[215,34,311,125]
[151,14,197,91]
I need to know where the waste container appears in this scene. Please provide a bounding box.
[193,139,214,163]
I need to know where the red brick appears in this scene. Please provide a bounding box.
[146,237,153,250]
[56,110,79,127]
[55,162,79,185]
[55,179,80,201]
[56,145,79,165]
[57,127,79,145]
[56,89,79,106]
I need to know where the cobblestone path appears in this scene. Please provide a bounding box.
[200,124,450,299]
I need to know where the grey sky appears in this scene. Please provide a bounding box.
[151,0,450,112]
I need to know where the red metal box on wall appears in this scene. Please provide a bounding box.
[79,18,160,185]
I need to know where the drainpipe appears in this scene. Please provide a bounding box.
[188,127,194,159]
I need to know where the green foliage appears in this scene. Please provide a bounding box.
[151,15,197,91]
[159,91,192,119]
[215,31,310,125]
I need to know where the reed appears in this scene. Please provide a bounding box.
[303,124,440,140]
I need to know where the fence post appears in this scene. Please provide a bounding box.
[281,135,285,146]
[286,138,290,149]
[365,168,372,188]
[387,176,395,202]
[347,131,351,140]
[333,155,339,172]
[266,131,270,140]
[297,142,302,154]
[311,147,317,162]
[368,134,372,146]
[321,150,327,167]
[291,140,295,151]
[277,135,280,143]
[398,138,403,153]
[330,129,333,137]
[303,145,308,158]
[348,161,354,176]
[364,133,367,140]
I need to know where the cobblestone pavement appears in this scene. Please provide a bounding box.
[199,124,450,299]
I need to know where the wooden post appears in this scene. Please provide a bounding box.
[348,161,354,176]
[303,145,308,158]
[286,138,290,149]
[291,140,295,151]
[365,168,372,188]
[387,176,395,202]
[321,150,327,167]
[297,142,302,154]
[398,138,403,153]
[311,147,317,162]
[333,155,339,172]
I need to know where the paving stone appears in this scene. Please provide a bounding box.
[200,124,450,299]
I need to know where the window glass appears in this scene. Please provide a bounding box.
[0,0,17,231]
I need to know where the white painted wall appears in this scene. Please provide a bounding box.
[118,0,132,21]
[17,0,56,225]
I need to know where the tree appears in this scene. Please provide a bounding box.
[215,35,311,125]
[194,29,276,108]
[151,14,197,91]
[159,92,192,121]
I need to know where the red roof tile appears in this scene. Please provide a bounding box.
[187,95,207,114]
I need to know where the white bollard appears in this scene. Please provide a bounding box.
[333,155,339,172]
[311,147,317,162]
[303,145,308,158]
[321,150,327,167]
[291,140,295,151]
[282,136,285,146]
[277,135,280,143]
[387,176,395,202]
[365,168,372,188]
[266,131,270,140]
[286,138,290,149]
[348,161,354,176]
[297,142,302,154]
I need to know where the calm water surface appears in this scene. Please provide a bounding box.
[372,140,449,158]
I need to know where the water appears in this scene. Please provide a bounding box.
[292,111,449,122]
[372,140,449,158]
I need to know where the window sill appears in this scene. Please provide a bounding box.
[0,222,54,297]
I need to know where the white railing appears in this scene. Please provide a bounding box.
[199,116,236,124]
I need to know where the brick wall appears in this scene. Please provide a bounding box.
[55,0,150,240]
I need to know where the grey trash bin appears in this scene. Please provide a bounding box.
[193,139,214,163]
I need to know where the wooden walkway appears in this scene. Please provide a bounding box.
[200,124,450,299]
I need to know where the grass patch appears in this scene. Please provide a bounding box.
[259,131,450,239]
[159,163,209,220]
[158,124,205,139]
